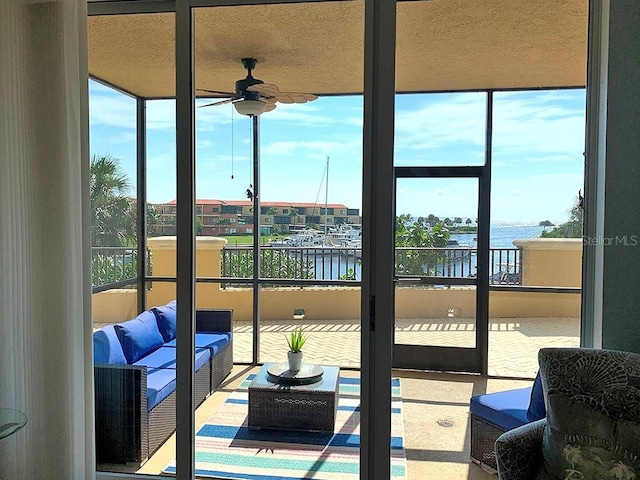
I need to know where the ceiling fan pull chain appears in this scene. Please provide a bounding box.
[246,119,254,200]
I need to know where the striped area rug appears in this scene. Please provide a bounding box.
[163,374,407,479]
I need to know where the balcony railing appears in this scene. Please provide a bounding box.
[91,245,521,290]
[221,245,362,284]
[91,247,150,292]
[221,246,521,284]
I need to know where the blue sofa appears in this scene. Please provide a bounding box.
[469,374,545,473]
[93,302,233,465]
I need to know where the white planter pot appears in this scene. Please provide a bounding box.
[287,351,303,371]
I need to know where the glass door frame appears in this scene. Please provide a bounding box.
[87,0,397,478]
[393,166,490,374]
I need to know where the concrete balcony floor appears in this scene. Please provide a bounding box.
[233,316,580,378]
[97,316,579,478]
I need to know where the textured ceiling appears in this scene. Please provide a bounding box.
[88,0,587,99]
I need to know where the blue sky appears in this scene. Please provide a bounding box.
[89,81,585,224]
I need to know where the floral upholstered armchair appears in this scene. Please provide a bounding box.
[495,348,640,480]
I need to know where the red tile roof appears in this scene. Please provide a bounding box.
[162,199,349,209]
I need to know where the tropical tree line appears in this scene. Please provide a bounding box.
[395,214,451,275]
[540,197,583,238]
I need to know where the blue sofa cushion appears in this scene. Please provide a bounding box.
[152,304,177,343]
[115,310,165,364]
[133,346,211,372]
[146,368,177,410]
[165,332,231,356]
[470,387,532,432]
[526,372,546,421]
[93,325,127,365]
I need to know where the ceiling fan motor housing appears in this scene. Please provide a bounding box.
[235,76,264,100]
[236,57,264,99]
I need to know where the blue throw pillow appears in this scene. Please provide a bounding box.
[115,310,165,363]
[152,304,177,343]
[526,371,546,421]
[93,325,127,364]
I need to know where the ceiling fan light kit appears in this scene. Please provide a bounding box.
[234,98,267,116]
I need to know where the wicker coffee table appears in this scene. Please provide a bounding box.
[248,363,339,432]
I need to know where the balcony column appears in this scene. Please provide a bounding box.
[513,238,583,287]
[146,236,227,308]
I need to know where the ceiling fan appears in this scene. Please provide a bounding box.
[197,58,318,116]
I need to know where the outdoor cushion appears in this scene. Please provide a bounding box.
[165,332,232,356]
[539,348,640,480]
[93,325,127,365]
[526,371,546,422]
[470,387,532,431]
[133,346,211,373]
[146,368,177,410]
[152,304,177,343]
[115,310,165,364]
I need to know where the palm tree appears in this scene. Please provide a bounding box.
[466,218,472,227]
[146,205,161,237]
[90,154,136,246]
[289,208,300,228]
[266,207,278,216]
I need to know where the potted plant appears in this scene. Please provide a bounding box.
[286,327,307,372]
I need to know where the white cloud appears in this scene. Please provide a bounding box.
[262,103,335,127]
[89,93,136,129]
[262,137,361,157]
[395,94,486,151]
[197,153,250,172]
[492,92,585,158]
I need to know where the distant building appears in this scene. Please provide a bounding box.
[148,199,361,236]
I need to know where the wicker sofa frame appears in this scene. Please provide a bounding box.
[94,309,233,466]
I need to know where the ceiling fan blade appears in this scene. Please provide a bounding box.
[247,83,280,97]
[265,102,277,112]
[275,92,319,104]
[198,97,236,108]
[197,88,236,96]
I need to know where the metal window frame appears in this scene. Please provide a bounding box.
[87,1,600,478]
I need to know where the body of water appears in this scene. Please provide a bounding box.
[450,224,546,248]
[314,224,546,280]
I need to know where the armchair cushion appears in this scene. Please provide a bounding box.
[152,304,177,343]
[526,372,546,422]
[470,386,531,432]
[539,348,640,480]
[115,310,165,363]
[93,325,127,365]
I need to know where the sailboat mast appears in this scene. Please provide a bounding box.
[324,156,329,235]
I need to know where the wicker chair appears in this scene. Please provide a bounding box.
[495,348,640,480]
[470,373,545,472]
